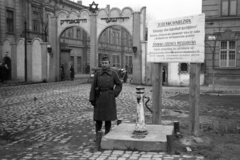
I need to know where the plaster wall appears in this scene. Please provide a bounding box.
[41,42,48,81]
[168,63,204,86]
[5,0,15,7]
[32,39,42,82]
[2,39,11,58]
[16,39,25,81]
[27,43,32,82]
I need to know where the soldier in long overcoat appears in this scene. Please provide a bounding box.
[89,56,122,135]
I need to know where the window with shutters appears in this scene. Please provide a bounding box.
[112,55,120,68]
[221,0,237,16]
[219,41,236,67]
[32,6,40,32]
[6,9,14,33]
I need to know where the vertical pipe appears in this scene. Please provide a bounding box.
[167,135,174,154]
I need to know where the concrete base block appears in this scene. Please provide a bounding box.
[101,123,174,151]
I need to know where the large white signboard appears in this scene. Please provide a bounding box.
[147,14,205,63]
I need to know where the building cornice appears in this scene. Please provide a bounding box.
[61,0,88,10]
[30,0,88,12]
[206,16,240,22]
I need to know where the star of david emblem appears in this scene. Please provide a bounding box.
[89,1,99,13]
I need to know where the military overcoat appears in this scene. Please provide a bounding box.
[89,69,122,121]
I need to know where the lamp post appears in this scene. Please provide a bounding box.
[24,20,27,82]
[47,44,52,54]
[132,46,137,57]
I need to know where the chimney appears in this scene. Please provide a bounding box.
[107,5,110,12]
[77,0,82,5]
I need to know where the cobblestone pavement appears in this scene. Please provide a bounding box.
[1,80,233,160]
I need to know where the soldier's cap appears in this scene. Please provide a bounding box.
[101,56,110,61]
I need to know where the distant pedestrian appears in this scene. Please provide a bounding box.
[0,61,6,83]
[60,64,65,81]
[2,52,11,81]
[70,65,75,81]
[89,56,122,137]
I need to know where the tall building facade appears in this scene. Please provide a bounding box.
[0,0,88,80]
[0,0,134,80]
[203,0,240,85]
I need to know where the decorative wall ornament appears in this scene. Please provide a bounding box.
[89,1,98,13]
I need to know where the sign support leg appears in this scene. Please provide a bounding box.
[189,63,200,135]
[152,63,163,124]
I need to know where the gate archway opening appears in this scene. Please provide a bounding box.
[98,25,133,74]
[59,26,90,80]
[51,6,146,84]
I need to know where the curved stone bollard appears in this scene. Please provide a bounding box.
[132,86,148,138]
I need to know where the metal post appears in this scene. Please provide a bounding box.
[24,20,27,82]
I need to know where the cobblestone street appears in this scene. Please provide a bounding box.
[0,79,230,160]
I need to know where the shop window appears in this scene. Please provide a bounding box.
[68,28,73,37]
[112,55,120,68]
[222,0,237,16]
[77,28,81,39]
[125,55,133,74]
[6,9,14,33]
[219,41,236,67]
[116,33,119,45]
[108,29,111,44]
[112,32,115,44]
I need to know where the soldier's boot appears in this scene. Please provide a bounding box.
[105,121,111,135]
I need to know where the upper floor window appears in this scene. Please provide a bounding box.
[77,28,81,39]
[6,10,14,33]
[219,41,236,67]
[112,32,115,44]
[222,0,237,16]
[32,6,40,32]
[108,29,111,44]
[116,33,119,45]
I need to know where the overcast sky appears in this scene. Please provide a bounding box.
[72,0,202,21]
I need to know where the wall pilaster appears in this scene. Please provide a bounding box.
[0,0,6,44]
[132,12,141,84]
[49,16,59,81]
[90,13,97,71]
[15,0,21,40]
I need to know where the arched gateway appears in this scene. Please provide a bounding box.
[49,5,147,84]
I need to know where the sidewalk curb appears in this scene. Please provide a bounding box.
[201,93,240,96]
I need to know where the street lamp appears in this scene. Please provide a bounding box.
[132,46,138,57]
[47,44,52,54]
